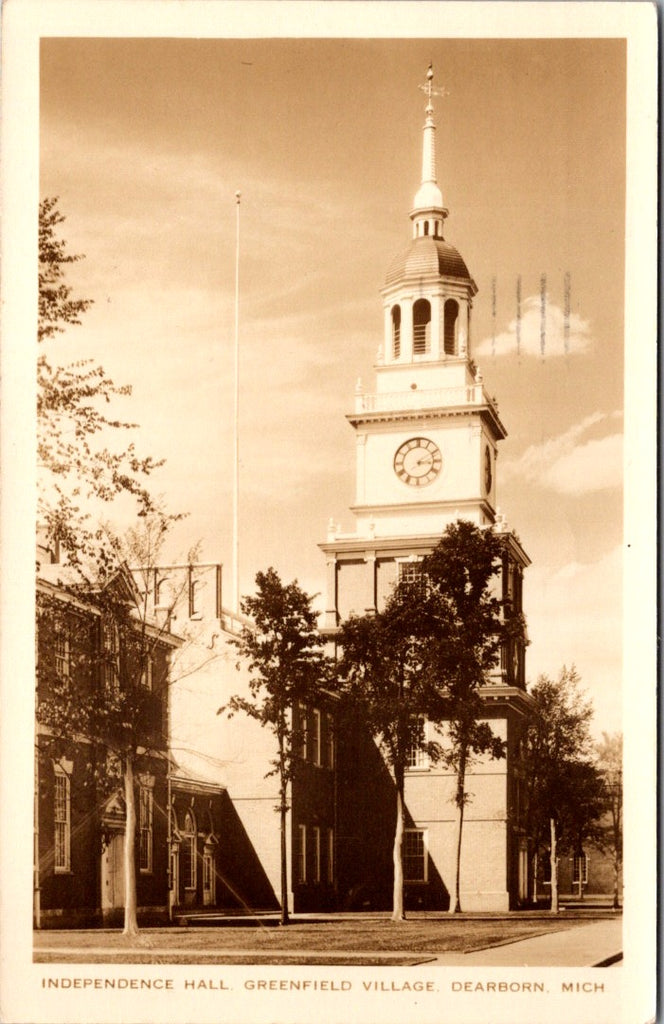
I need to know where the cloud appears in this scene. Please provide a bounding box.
[526,546,622,735]
[504,412,623,494]
[475,296,592,358]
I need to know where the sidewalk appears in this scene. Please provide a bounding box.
[427,918,622,967]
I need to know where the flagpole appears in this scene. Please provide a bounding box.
[233,190,241,616]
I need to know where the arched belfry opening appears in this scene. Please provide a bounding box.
[413,298,431,355]
[444,298,459,355]
[391,305,401,358]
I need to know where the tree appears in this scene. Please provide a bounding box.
[36,514,186,936]
[38,197,163,566]
[219,568,325,925]
[337,580,446,921]
[595,732,623,908]
[520,667,601,912]
[421,521,518,913]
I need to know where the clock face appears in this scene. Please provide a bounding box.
[394,437,442,487]
[484,444,493,494]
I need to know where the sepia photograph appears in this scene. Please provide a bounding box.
[0,3,656,1023]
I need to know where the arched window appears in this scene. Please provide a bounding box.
[391,305,401,358]
[444,299,459,355]
[413,299,431,355]
[423,221,429,236]
[181,810,197,890]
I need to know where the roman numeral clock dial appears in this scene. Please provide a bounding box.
[393,437,442,487]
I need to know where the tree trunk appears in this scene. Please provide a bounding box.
[391,774,406,922]
[532,850,539,905]
[549,817,558,914]
[450,746,467,914]
[123,756,139,936]
[278,740,289,926]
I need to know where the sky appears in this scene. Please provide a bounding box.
[38,33,628,736]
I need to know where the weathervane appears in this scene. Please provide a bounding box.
[418,63,449,110]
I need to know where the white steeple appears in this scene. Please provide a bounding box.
[411,64,448,239]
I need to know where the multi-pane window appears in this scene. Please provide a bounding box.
[327,828,334,884]
[403,829,427,882]
[53,767,71,872]
[54,632,70,678]
[398,559,428,595]
[139,786,153,873]
[297,825,307,884]
[182,811,197,890]
[407,719,429,769]
[573,852,588,885]
[103,621,120,694]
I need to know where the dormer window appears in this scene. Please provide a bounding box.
[413,299,431,355]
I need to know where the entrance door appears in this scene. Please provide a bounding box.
[101,833,125,910]
[203,849,215,906]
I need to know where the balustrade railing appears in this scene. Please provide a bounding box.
[355,384,498,415]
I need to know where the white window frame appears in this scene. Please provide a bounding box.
[403,828,428,883]
[54,631,70,678]
[139,785,153,873]
[53,763,71,873]
[572,852,588,885]
[406,717,429,770]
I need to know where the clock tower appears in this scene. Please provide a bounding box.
[321,68,533,911]
[321,66,530,655]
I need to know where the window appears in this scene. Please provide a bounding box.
[139,786,153,872]
[53,766,71,872]
[325,712,335,769]
[573,852,588,885]
[391,305,401,358]
[103,621,120,694]
[298,704,308,760]
[297,825,307,884]
[413,299,431,355]
[311,709,321,766]
[403,829,427,882]
[140,653,153,690]
[407,719,429,769]
[188,576,201,618]
[398,559,428,596]
[54,631,70,678]
[312,826,321,883]
[327,828,334,884]
[182,810,197,890]
[444,298,459,355]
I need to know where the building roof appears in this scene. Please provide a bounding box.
[384,235,472,287]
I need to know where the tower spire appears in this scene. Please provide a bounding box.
[411,64,448,239]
